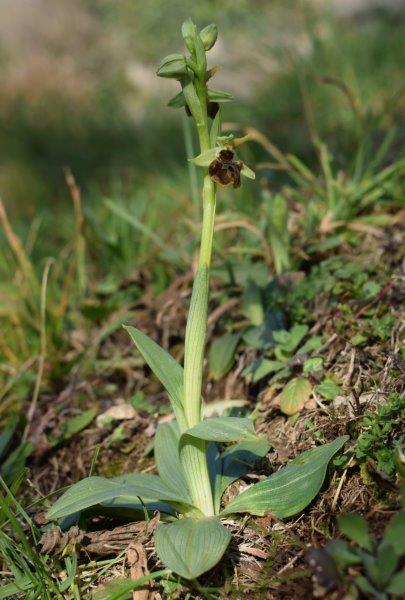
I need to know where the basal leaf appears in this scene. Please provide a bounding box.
[154,517,231,579]
[208,332,240,380]
[154,421,190,500]
[113,473,189,504]
[48,473,190,520]
[48,477,127,520]
[279,377,312,415]
[219,438,270,498]
[184,417,257,443]
[207,441,222,514]
[222,436,348,518]
[124,326,186,429]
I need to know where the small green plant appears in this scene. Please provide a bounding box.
[47,20,348,581]
[355,393,405,478]
[315,512,405,598]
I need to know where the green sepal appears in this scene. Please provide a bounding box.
[210,109,222,146]
[157,53,188,79]
[189,148,218,167]
[208,88,233,103]
[241,163,256,180]
[182,18,198,53]
[167,91,186,109]
[199,24,218,51]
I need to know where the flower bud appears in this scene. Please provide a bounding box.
[199,24,218,51]
[156,53,188,79]
[182,18,197,53]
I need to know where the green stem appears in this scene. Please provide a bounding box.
[181,73,217,516]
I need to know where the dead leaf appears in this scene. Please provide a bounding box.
[239,544,268,559]
[96,402,137,426]
[127,543,153,600]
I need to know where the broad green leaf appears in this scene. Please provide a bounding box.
[280,377,312,415]
[124,326,186,429]
[303,357,323,374]
[222,436,348,518]
[113,473,189,504]
[326,539,361,568]
[338,513,372,551]
[242,280,264,326]
[299,336,322,353]
[58,408,97,442]
[354,575,378,597]
[189,148,218,166]
[219,438,270,498]
[154,517,231,579]
[208,332,240,380]
[371,543,398,588]
[316,380,342,401]
[48,474,190,520]
[99,498,176,518]
[252,359,284,383]
[387,571,405,595]
[184,417,257,443]
[273,324,308,356]
[207,441,222,514]
[383,511,405,555]
[48,477,127,519]
[154,421,190,500]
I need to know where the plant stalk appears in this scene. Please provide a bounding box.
[181,74,217,516]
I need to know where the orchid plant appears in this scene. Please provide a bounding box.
[48,20,348,581]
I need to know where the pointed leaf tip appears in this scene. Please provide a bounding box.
[154,517,231,579]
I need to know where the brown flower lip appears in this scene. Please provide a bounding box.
[208,149,243,188]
